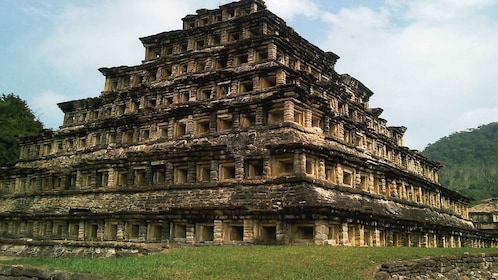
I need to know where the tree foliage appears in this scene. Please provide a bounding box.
[422,122,498,202]
[0,93,44,166]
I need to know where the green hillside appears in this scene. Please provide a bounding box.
[422,122,498,202]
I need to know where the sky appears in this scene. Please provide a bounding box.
[1,0,497,151]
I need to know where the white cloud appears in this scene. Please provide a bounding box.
[32,1,193,77]
[459,107,498,129]
[266,0,320,20]
[321,6,391,31]
[316,0,498,149]
[30,90,68,129]
[401,0,498,23]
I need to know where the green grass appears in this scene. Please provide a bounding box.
[2,246,498,279]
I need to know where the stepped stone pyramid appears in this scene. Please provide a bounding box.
[0,0,495,256]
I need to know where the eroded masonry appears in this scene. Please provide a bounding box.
[0,0,496,255]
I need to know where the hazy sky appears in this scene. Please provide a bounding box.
[1,0,497,151]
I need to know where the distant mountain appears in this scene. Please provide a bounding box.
[422,122,498,203]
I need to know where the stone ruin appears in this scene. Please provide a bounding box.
[469,199,498,234]
[0,0,496,256]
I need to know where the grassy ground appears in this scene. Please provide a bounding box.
[1,246,498,280]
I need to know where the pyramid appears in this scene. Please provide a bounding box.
[0,0,492,256]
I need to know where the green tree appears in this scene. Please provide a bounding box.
[0,93,44,166]
[423,122,498,203]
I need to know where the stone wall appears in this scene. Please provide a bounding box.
[0,241,155,258]
[0,264,102,280]
[375,252,498,280]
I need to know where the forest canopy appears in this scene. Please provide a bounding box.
[423,122,498,203]
[0,93,44,166]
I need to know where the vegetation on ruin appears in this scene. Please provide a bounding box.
[0,93,43,166]
[2,246,498,279]
[423,122,498,203]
